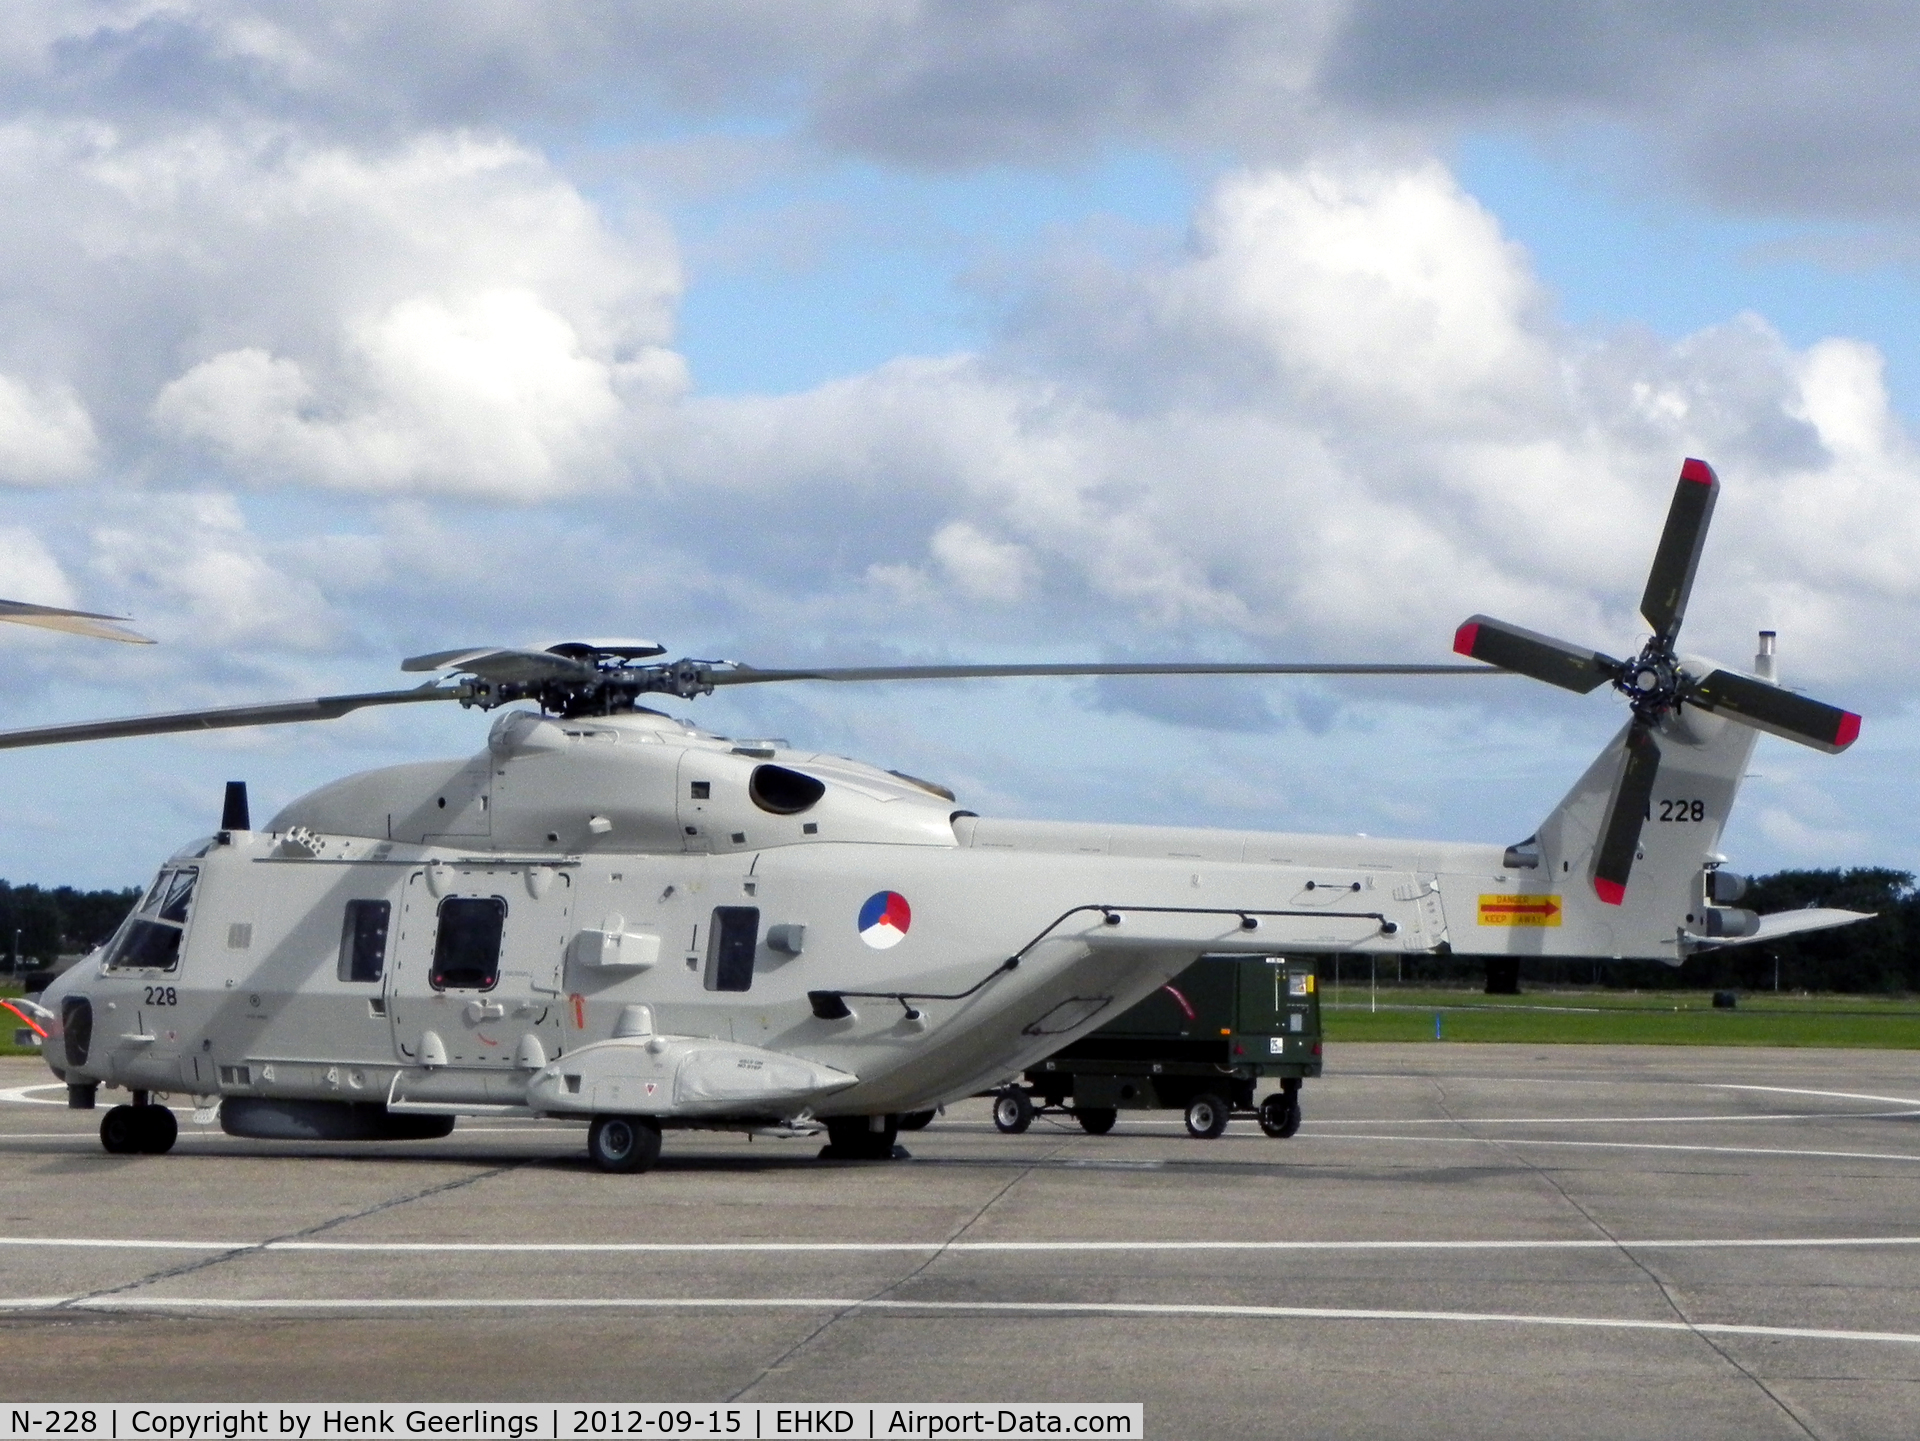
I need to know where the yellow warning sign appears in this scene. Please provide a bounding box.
[1478,894,1563,927]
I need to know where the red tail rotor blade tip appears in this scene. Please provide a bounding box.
[1453,621,1480,657]
[1679,457,1717,486]
[1835,712,1862,750]
[1593,877,1626,907]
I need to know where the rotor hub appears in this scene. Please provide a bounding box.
[1615,642,1683,722]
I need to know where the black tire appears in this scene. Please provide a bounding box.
[1184,1092,1231,1139]
[587,1114,662,1174]
[99,1104,141,1155]
[991,1089,1034,1134]
[1076,1107,1117,1136]
[899,1110,937,1131]
[1258,1093,1301,1139]
[136,1105,178,1154]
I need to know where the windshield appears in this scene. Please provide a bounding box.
[103,866,198,972]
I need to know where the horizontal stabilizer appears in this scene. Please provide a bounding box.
[1689,907,1875,950]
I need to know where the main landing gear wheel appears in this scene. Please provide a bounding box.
[899,1110,937,1132]
[1075,1107,1117,1136]
[1184,1093,1231,1139]
[992,1089,1034,1134]
[587,1114,662,1174]
[99,1104,141,1154]
[1258,1092,1302,1139]
[137,1105,178,1153]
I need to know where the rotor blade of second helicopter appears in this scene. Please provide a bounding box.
[702,662,1504,684]
[0,685,463,751]
[0,599,152,645]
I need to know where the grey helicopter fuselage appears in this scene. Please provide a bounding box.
[40,690,1757,1136]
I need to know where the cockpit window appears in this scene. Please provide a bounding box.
[103,866,198,972]
[157,869,197,923]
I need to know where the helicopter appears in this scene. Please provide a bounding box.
[1,459,1869,1172]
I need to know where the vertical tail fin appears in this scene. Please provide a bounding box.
[1524,645,1769,960]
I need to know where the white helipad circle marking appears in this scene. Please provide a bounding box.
[0,1084,69,1106]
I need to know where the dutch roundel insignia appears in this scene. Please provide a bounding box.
[858,890,912,949]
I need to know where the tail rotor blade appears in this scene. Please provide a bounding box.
[1640,458,1719,642]
[1453,616,1619,694]
[1686,669,1861,754]
[1593,722,1661,906]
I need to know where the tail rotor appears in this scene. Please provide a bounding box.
[1454,458,1860,905]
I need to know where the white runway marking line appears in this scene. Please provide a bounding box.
[4,1293,1918,1348]
[7,1234,1920,1254]
[1716,1083,1920,1108]
[1298,1133,1920,1163]
[1194,1109,1920,1127]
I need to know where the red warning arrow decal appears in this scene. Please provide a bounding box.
[1478,894,1563,927]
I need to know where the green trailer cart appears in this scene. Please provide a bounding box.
[991,953,1323,1139]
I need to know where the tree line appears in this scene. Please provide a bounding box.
[0,880,142,969]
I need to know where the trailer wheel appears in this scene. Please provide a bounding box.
[1075,1107,1117,1136]
[1258,1092,1301,1139]
[588,1114,662,1173]
[1184,1093,1231,1139]
[992,1089,1034,1134]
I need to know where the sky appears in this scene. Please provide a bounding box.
[2,1,1919,891]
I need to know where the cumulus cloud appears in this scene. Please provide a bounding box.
[153,288,682,498]
[669,159,1920,708]
[90,491,342,650]
[0,525,77,608]
[9,3,1920,233]
[1323,1,1920,221]
[0,373,95,483]
[0,120,684,496]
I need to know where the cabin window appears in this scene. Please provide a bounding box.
[338,900,391,983]
[103,867,198,972]
[704,906,760,992]
[430,896,506,991]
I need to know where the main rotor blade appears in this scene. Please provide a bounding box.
[401,647,596,684]
[1593,721,1662,906]
[1452,616,1619,694]
[0,599,151,645]
[1686,669,1861,754]
[0,684,462,752]
[1640,457,1719,642]
[703,661,1502,685]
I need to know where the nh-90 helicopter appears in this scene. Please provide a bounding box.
[2,460,1868,1171]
